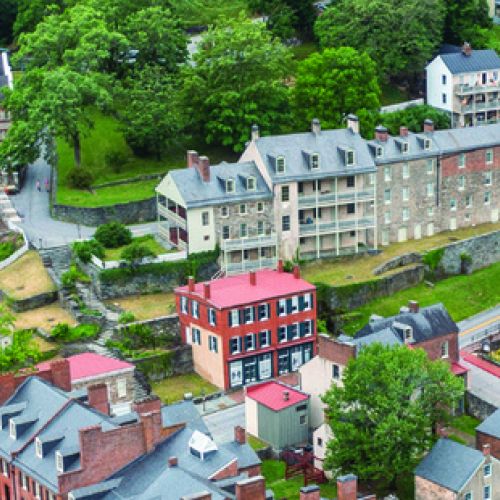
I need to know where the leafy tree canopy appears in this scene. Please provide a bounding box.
[183,15,293,152]
[378,105,451,136]
[323,344,464,492]
[315,0,446,78]
[293,47,381,136]
[0,0,18,45]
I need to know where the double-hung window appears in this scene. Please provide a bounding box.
[259,330,271,348]
[303,293,312,311]
[192,300,199,319]
[208,335,218,353]
[245,333,256,351]
[332,364,340,380]
[244,307,254,324]
[278,326,287,343]
[230,336,242,354]
[484,463,492,477]
[229,309,240,327]
[208,308,216,326]
[277,299,286,316]
[181,296,188,315]
[258,303,270,321]
[192,328,201,345]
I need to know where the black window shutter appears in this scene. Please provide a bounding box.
[228,311,233,327]
[298,295,305,311]
[286,299,293,314]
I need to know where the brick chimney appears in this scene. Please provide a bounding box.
[293,265,301,279]
[375,125,388,142]
[300,485,321,500]
[168,456,178,467]
[251,124,260,141]
[249,271,256,286]
[423,119,434,133]
[462,42,472,56]
[400,126,409,137]
[235,476,266,500]
[337,474,357,500]
[197,156,210,182]
[277,260,284,273]
[49,359,72,392]
[187,150,199,168]
[0,373,17,405]
[133,395,162,416]
[347,114,359,134]
[181,493,212,500]
[203,283,211,299]
[408,300,419,313]
[483,443,491,456]
[188,276,195,293]
[87,384,109,415]
[234,426,246,444]
[311,118,321,135]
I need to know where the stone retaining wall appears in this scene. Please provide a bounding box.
[466,391,497,420]
[114,315,180,339]
[4,290,59,312]
[373,252,422,275]
[131,345,193,382]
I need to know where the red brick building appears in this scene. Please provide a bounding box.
[175,263,316,389]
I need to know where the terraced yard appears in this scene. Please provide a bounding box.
[14,304,77,331]
[106,292,176,321]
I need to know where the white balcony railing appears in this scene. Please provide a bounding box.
[221,234,278,252]
[299,217,375,235]
[298,188,375,208]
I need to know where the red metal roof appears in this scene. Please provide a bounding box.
[37,353,134,382]
[175,269,315,309]
[461,351,500,378]
[245,381,309,411]
[451,362,469,376]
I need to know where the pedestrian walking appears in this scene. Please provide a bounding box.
[44,178,49,192]
[36,180,41,192]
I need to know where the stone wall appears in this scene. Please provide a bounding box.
[3,290,59,312]
[373,252,422,275]
[114,315,180,340]
[52,197,157,226]
[132,345,193,382]
[466,391,498,420]
[439,229,500,275]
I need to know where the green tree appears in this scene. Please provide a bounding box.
[378,105,451,136]
[183,15,293,152]
[315,0,446,79]
[13,0,68,40]
[292,47,381,136]
[443,0,492,47]
[323,344,464,492]
[118,66,185,158]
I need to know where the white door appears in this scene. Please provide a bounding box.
[449,217,457,231]
[291,350,303,371]
[414,224,422,240]
[230,361,243,387]
[381,229,389,246]
[492,209,499,223]
[398,227,407,242]
[427,223,434,236]
[259,354,272,380]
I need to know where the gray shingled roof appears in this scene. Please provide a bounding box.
[476,409,500,439]
[162,161,272,208]
[415,439,484,492]
[440,49,500,74]
[432,124,500,154]
[253,128,376,183]
[354,303,458,343]
[161,400,209,434]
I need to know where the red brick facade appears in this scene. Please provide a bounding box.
[441,146,500,177]
[317,334,356,365]
[415,332,459,364]
[477,431,500,460]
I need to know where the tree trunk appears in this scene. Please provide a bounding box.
[73,133,81,168]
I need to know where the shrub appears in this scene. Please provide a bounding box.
[105,150,129,173]
[121,242,155,265]
[94,222,132,248]
[72,239,105,263]
[66,168,93,189]
[119,311,136,324]
[51,323,100,342]
[0,241,16,261]
[61,264,91,289]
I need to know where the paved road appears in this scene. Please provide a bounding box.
[10,159,157,247]
[203,404,245,443]
[458,305,500,348]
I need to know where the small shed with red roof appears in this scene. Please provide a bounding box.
[245,380,310,450]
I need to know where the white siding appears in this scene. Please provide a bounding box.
[426,56,453,112]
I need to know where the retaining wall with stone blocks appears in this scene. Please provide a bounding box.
[373,252,422,275]
[466,391,498,421]
[2,290,59,312]
[114,315,180,340]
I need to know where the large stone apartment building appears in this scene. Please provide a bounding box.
[156,117,500,274]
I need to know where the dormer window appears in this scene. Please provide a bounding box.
[402,142,409,154]
[404,326,413,342]
[35,437,43,458]
[9,419,16,439]
[246,176,256,191]
[310,153,320,169]
[376,146,383,158]
[226,178,234,193]
[55,451,64,473]
[346,150,355,166]
[276,156,286,174]
[424,139,431,150]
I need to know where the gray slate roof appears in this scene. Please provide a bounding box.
[253,128,376,183]
[354,303,458,344]
[415,439,484,492]
[165,161,272,208]
[161,400,209,434]
[476,408,500,439]
[432,124,500,154]
[440,49,500,74]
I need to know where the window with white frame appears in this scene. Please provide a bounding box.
[277,299,286,316]
[230,336,242,354]
[247,177,256,191]
[258,303,270,321]
[220,206,229,217]
[464,492,472,500]
[369,173,376,185]
[301,320,313,337]
[222,226,230,240]
[245,333,256,351]
[428,206,434,217]
[259,330,271,348]
[276,156,286,173]
[466,194,473,208]
[402,187,409,202]
[229,309,240,327]
[484,171,492,186]
[424,139,431,150]
[239,203,247,215]
[35,481,41,499]
[201,211,209,226]
[484,485,491,500]
[402,142,409,154]
[282,215,291,232]
[181,296,188,314]
[484,463,492,477]
[192,300,199,319]
[1,459,8,477]
[240,223,247,238]
[257,201,264,213]
[208,335,218,353]
[458,153,466,168]
[384,188,391,204]
[35,437,43,458]
[226,179,235,193]
[442,74,447,84]
[426,159,434,174]
[55,451,64,473]
[485,191,491,205]
[441,341,449,358]
[257,220,265,235]
[486,149,494,164]
[192,328,201,345]
[21,471,27,489]
[402,208,410,221]
[458,175,465,190]
[311,153,320,169]
[281,185,290,202]
[117,378,127,398]
[450,198,457,211]
[384,211,391,224]
[442,93,447,104]
[332,364,340,380]
[402,163,410,179]
[426,182,434,198]
[384,166,392,182]
[244,307,254,324]
[208,308,216,326]
[303,293,312,310]
[278,326,287,343]
[346,150,355,166]
[9,419,15,439]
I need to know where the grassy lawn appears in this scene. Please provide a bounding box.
[103,235,168,261]
[151,373,218,403]
[0,251,56,299]
[450,415,481,436]
[32,335,60,355]
[247,434,269,451]
[13,304,77,331]
[56,111,237,207]
[342,261,500,334]
[380,82,410,106]
[261,460,337,500]
[172,0,248,27]
[105,292,176,321]
[302,222,500,286]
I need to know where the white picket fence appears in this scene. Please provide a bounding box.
[91,250,187,270]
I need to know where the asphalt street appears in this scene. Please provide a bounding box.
[458,305,500,348]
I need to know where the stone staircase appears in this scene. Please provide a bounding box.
[39,245,73,285]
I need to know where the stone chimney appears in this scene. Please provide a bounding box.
[293,265,301,279]
[375,125,388,142]
[197,156,210,182]
[235,476,266,500]
[277,260,284,273]
[300,485,321,500]
[188,276,195,293]
[462,42,472,56]
[168,456,178,467]
[234,426,246,444]
[249,271,256,286]
[203,283,211,300]
[87,384,109,415]
[251,124,260,141]
[311,118,321,135]
[423,119,434,133]
[408,300,419,313]
[337,474,357,500]
[187,150,199,168]
[347,114,359,134]
[483,443,491,456]
[400,126,409,137]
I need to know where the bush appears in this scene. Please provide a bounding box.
[119,311,136,324]
[121,242,155,265]
[0,241,16,261]
[66,168,94,189]
[72,239,105,263]
[51,323,100,342]
[61,264,91,289]
[94,222,132,248]
[105,150,129,173]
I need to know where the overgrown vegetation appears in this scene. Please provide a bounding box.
[73,239,105,263]
[61,263,91,289]
[50,323,100,343]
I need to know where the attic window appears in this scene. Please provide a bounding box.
[226,178,235,193]
[9,419,15,440]
[310,153,320,169]
[402,142,409,154]
[35,437,43,458]
[276,156,286,174]
[247,177,256,191]
[376,146,383,158]
[424,139,431,150]
[55,451,64,473]
[404,326,413,341]
[346,150,355,166]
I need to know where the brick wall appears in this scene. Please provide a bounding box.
[477,431,500,460]
[209,459,239,480]
[415,332,459,364]
[317,334,355,365]
[415,475,456,500]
